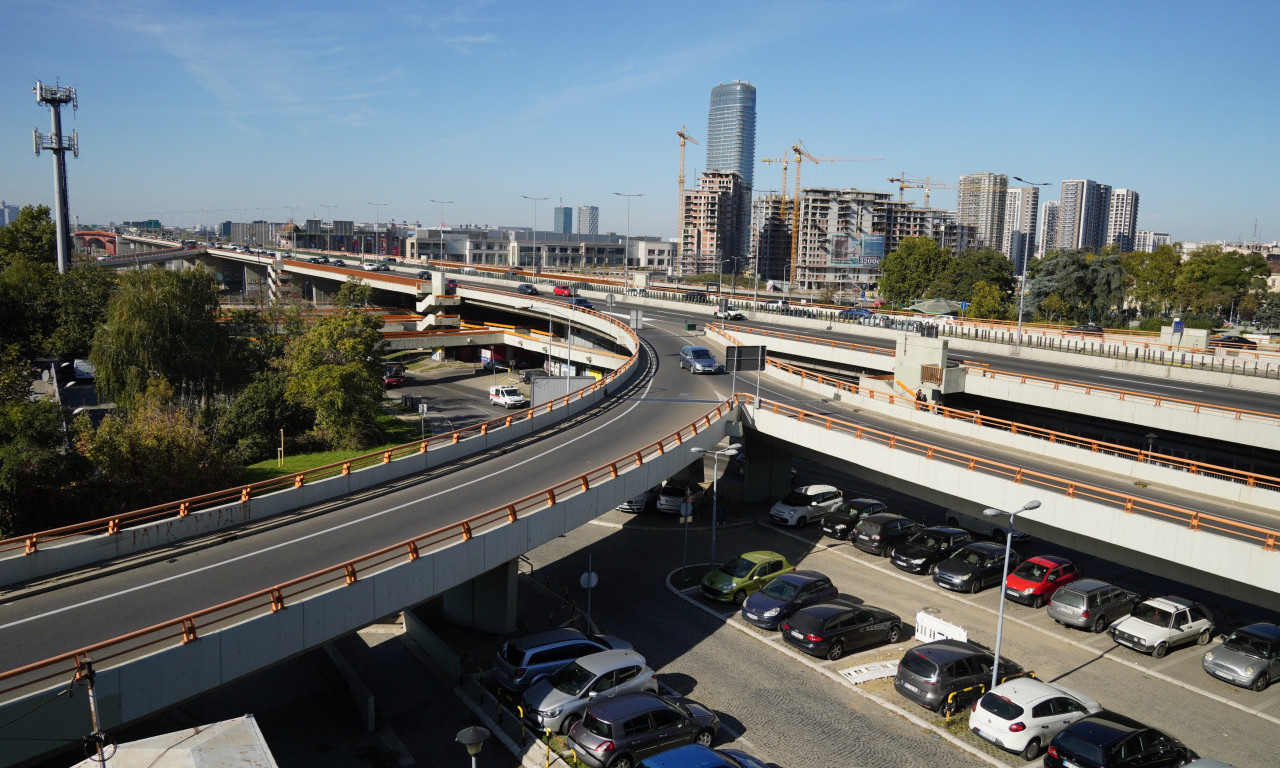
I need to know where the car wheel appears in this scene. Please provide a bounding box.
[1197,629,1212,646]
[561,714,581,734]
[826,640,845,661]
[1091,615,1107,633]
[1152,642,1168,659]
[610,757,633,768]
[886,624,902,643]
[796,516,807,529]
[1021,738,1042,761]
[969,581,982,594]
[928,562,939,575]
[694,730,714,747]
[1031,595,1045,609]
[732,590,747,606]
[883,545,895,558]
[1252,674,1270,692]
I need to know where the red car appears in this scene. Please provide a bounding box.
[553,285,573,297]
[383,374,405,388]
[1003,555,1080,608]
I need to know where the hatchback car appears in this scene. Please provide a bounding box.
[700,551,794,605]
[1044,711,1195,768]
[852,513,921,557]
[416,269,432,279]
[894,639,1021,713]
[517,283,540,295]
[713,307,746,320]
[678,346,720,374]
[656,481,705,514]
[740,570,837,630]
[1108,595,1214,658]
[554,284,573,296]
[634,744,768,768]
[780,598,902,661]
[891,527,973,575]
[568,691,719,768]
[768,484,843,528]
[968,677,1101,760]
[1201,622,1280,691]
[1003,555,1081,608]
[1069,323,1104,336]
[933,542,1020,594]
[819,498,888,541]
[761,299,789,311]
[492,627,633,693]
[521,649,658,734]
[1047,579,1141,633]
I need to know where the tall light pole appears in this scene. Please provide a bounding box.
[522,195,547,271]
[530,303,574,383]
[613,192,643,290]
[367,202,387,264]
[430,199,454,264]
[982,499,1041,690]
[690,443,742,566]
[319,205,337,253]
[1010,177,1051,347]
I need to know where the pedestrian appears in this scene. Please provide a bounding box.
[915,388,927,409]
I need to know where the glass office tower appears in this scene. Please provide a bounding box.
[705,81,756,267]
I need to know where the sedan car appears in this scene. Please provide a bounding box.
[968,677,1101,760]
[517,283,540,295]
[700,551,794,605]
[1069,323,1104,336]
[382,374,405,388]
[819,498,888,541]
[569,297,595,310]
[554,285,573,296]
[678,346,721,374]
[837,307,872,320]
[521,649,658,734]
[569,691,719,768]
[1109,595,1214,658]
[933,542,1020,594]
[1003,555,1081,608]
[1044,711,1195,768]
[1201,622,1280,691]
[655,482,705,514]
[780,598,902,660]
[332,259,347,267]
[740,570,837,630]
[768,484,843,528]
[1047,579,1141,633]
[1209,334,1256,349]
[890,527,973,575]
[713,307,746,320]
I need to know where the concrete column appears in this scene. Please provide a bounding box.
[442,560,517,634]
[739,437,792,503]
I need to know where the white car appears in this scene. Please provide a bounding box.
[713,307,747,321]
[761,299,789,311]
[968,677,1101,760]
[1108,595,1214,658]
[656,482,705,514]
[768,484,844,528]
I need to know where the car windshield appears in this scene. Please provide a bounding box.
[582,711,612,738]
[549,661,596,696]
[689,349,713,360]
[1013,561,1048,581]
[953,548,984,566]
[907,531,942,549]
[1131,603,1174,627]
[760,578,801,600]
[719,556,755,578]
[780,491,814,505]
[1223,630,1271,657]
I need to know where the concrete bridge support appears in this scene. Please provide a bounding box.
[443,560,518,634]
[740,427,796,504]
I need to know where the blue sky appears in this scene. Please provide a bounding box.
[4,0,1278,244]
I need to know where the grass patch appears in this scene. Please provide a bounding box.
[240,414,427,484]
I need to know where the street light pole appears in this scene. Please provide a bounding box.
[613,192,643,291]
[982,500,1041,690]
[367,202,387,265]
[430,199,454,264]
[690,443,742,566]
[522,196,548,271]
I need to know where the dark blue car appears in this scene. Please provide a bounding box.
[837,307,872,320]
[740,570,838,630]
[635,744,768,768]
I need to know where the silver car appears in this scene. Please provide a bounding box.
[1046,579,1140,633]
[1202,622,1280,691]
[492,628,632,692]
[678,345,720,374]
[521,649,658,734]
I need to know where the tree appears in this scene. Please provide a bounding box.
[1026,250,1091,322]
[926,248,1015,302]
[220,370,315,462]
[0,205,57,269]
[1086,253,1127,322]
[1254,295,1280,332]
[965,280,1007,320]
[48,264,118,360]
[1121,245,1181,315]
[878,237,951,305]
[1175,246,1270,316]
[0,253,61,360]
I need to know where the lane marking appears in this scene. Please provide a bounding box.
[1093,376,1204,393]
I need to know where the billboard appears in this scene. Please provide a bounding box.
[859,234,886,267]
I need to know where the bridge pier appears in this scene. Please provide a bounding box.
[442,560,517,634]
[740,432,795,503]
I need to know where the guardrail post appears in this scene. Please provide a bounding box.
[178,501,191,517]
[452,432,460,444]
[294,474,305,489]
[24,535,38,554]
[407,541,420,561]
[480,423,489,435]
[344,563,358,584]
[107,519,120,535]
[269,587,285,611]
[181,617,198,643]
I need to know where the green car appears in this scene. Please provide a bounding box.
[700,551,795,605]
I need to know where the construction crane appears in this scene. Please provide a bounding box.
[784,144,882,284]
[676,126,699,264]
[887,173,952,208]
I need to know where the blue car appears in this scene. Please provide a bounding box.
[568,297,594,310]
[635,744,768,768]
[740,570,838,630]
[837,307,872,320]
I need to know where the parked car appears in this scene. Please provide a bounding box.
[521,368,551,385]
[713,307,746,320]
[1209,334,1256,349]
[1003,555,1081,608]
[382,374,405,388]
[852,512,921,557]
[768,484,844,528]
[416,270,432,279]
[780,597,902,660]
[492,627,633,693]
[1069,323,1105,336]
[761,299,789,311]
[656,481,705,514]
[616,485,662,514]
[819,498,888,541]
[740,570,837,630]
[1047,579,1141,633]
[1108,595,1214,658]
[890,527,974,574]
[522,649,658,734]
[1201,622,1280,691]
[933,541,1020,594]
[678,345,721,374]
[894,639,1021,713]
[634,744,768,768]
[699,550,794,605]
[569,297,595,309]
[1044,711,1196,768]
[968,677,1101,760]
[517,283,540,295]
[568,691,720,768]
[554,285,573,296]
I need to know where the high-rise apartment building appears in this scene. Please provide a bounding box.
[679,171,744,276]
[1133,230,1170,253]
[1002,187,1040,274]
[1057,179,1112,253]
[576,206,599,235]
[0,201,20,227]
[957,172,1009,250]
[1106,189,1140,252]
[1040,201,1059,257]
[790,187,886,292]
[553,206,572,234]
[750,193,791,282]
[706,81,756,264]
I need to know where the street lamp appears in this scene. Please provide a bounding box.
[455,726,490,768]
[1146,433,1157,464]
[1010,177,1051,347]
[690,442,742,566]
[982,499,1041,690]
[613,192,642,291]
[430,199,454,264]
[522,196,548,271]
[529,303,574,382]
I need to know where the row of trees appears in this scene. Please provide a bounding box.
[0,206,391,537]
[876,237,1277,328]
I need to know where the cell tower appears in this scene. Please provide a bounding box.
[33,80,80,274]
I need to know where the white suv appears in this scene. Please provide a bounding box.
[1108,595,1214,658]
[769,485,843,528]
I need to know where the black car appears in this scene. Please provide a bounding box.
[1209,334,1256,349]
[1069,323,1104,336]
[683,291,710,303]
[1045,711,1195,768]
[780,597,902,661]
[521,369,551,385]
[416,270,432,279]
[891,527,974,574]
[932,542,1020,594]
[332,259,346,267]
[819,498,887,541]
[852,513,921,557]
[740,570,838,630]
[517,283,540,295]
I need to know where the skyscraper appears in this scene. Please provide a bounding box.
[1106,189,1140,252]
[1040,201,1059,258]
[577,206,599,235]
[706,81,756,265]
[957,172,1009,249]
[1057,179,1112,253]
[1002,186,1040,274]
[1134,230,1169,252]
[553,206,572,234]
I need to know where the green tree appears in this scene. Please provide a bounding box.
[965,280,1007,320]
[926,248,1015,302]
[878,237,950,305]
[1038,293,1070,323]
[48,264,119,359]
[1026,250,1091,322]
[1175,246,1270,316]
[220,370,316,462]
[0,253,61,359]
[0,205,57,269]
[1086,253,1127,322]
[1253,295,1280,332]
[1121,244,1181,315]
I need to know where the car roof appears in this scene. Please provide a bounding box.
[573,648,646,674]
[1057,578,1117,594]
[737,550,784,563]
[1062,711,1149,746]
[860,512,910,524]
[917,526,967,536]
[636,744,735,768]
[683,345,710,353]
[905,639,988,664]
[586,691,669,721]
[1023,555,1072,567]
[987,677,1099,710]
[1144,595,1197,611]
[793,484,839,495]
[958,541,1006,554]
[1234,622,1280,641]
[508,627,591,650]
[773,569,830,586]
[794,596,861,620]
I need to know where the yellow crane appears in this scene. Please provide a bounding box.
[786,144,882,284]
[887,173,952,208]
[676,126,699,263]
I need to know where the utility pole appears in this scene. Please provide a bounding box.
[33,81,79,274]
[76,659,111,764]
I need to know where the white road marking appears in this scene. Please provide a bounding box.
[1095,376,1204,393]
